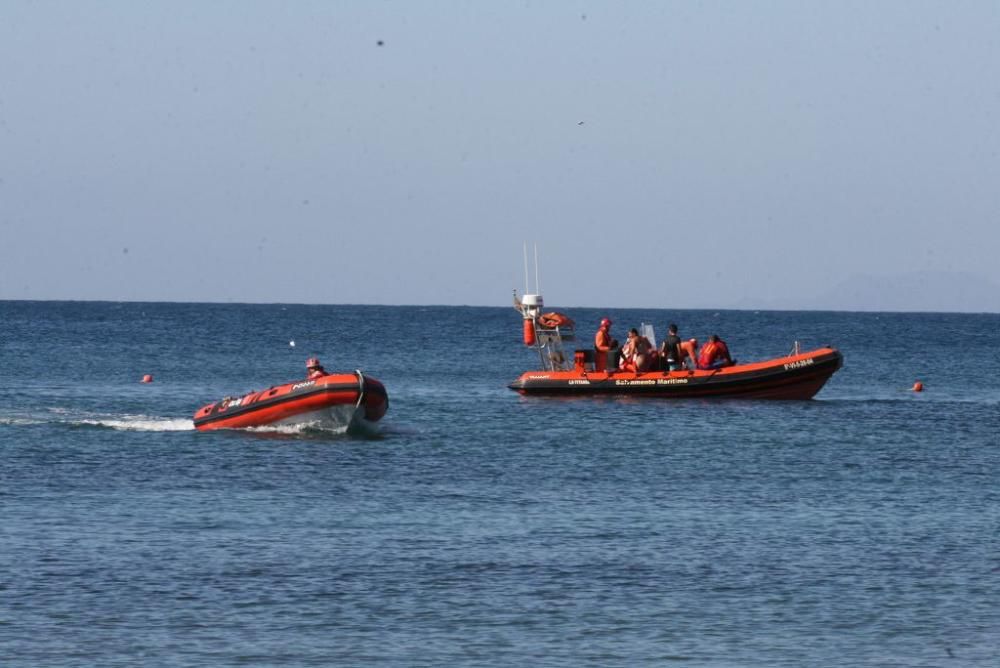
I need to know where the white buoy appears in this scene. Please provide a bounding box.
[289,340,296,347]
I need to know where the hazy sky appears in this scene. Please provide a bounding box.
[2,1,998,309]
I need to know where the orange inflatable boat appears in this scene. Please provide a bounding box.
[509,347,843,399]
[193,371,388,431]
[511,289,841,400]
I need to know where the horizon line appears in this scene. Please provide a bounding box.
[2,297,998,316]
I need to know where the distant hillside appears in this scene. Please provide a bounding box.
[809,271,1000,313]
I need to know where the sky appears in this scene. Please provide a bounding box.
[2,1,999,310]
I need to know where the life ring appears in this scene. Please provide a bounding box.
[537,312,575,330]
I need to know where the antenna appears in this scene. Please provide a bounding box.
[534,243,540,294]
[523,242,530,294]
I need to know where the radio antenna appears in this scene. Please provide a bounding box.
[523,242,530,293]
[534,243,540,294]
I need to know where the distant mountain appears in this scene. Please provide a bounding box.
[808,271,1000,313]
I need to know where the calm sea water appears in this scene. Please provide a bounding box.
[2,301,999,667]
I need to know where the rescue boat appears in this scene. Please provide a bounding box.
[510,291,842,400]
[510,347,843,399]
[193,370,388,431]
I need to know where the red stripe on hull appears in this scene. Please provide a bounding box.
[194,373,388,431]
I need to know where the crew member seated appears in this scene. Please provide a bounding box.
[306,357,328,379]
[696,335,734,370]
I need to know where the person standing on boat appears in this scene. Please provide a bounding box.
[697,335,734,370]
[306,357,328,379]
[659,323,683,371]
[594,318,616,371]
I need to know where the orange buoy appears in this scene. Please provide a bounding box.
[523,319,536,346]
[912,381,923,392]
[141,374,153,383]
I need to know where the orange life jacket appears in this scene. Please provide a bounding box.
[595,328,612,351]
[698,340,730,368]
[698,342,720,368]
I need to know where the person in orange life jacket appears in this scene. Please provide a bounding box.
[697,334,734,370]
[659,323,684,371]
[306,357,328,379]
[621,328,653,372]
[679,338,699,370]
[594,318,618,371]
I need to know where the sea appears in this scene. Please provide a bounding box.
[2,300,998,667]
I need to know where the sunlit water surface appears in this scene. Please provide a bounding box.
[2,302,998,666]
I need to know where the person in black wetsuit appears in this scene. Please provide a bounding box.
[659,323,683,371]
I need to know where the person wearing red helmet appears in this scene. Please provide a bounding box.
[594,317,617,371]
[306,357,328,380]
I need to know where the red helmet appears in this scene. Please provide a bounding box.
[306,357,321,368]
[600,318,612,328]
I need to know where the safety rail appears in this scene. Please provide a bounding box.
[533,325,575,371]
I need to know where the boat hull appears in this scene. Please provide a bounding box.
[509,347,842,400]
[194,372,388,431]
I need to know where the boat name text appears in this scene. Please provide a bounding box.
[783,358,815,371]
[614,378,690,386]
[291,381,316,391]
